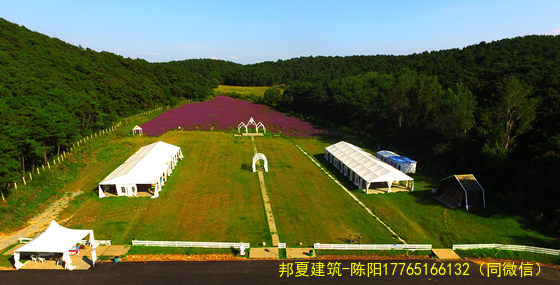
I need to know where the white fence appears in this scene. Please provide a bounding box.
[313,243,432,251]
[453,244,560,256]
[132,240,250,249]
[19,237,111,246]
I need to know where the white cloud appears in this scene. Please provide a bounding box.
[209,56,219,60]
[115,48,125,52]
[230,55,239,60]
[550,28,560,35]
[136,51,160,56]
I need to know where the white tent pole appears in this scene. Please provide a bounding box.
[13,252,23,269]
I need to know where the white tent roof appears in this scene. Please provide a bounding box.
[15,221,94,254]
[325,141,413,183]
[99,141,181,185]
[132,125,143,130]
[376,150,398,158]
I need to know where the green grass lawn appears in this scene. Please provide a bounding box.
[0,111,165,233]
[214,85,281,97]
[293,137,559,249]
[255,136,399,246]
[58,131,270,245]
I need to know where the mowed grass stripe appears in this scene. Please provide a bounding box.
[255,137,398,245]
[59,131,270,244]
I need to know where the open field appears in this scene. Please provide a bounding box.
[57,132,270,245]
[214,85,283,97]
[294,137,560,249]
[255,136,399,245]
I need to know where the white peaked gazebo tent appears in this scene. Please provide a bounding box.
[238,117,266,134]
[132,125,143,135]
[98,141,183,198]
[324,141,414,194]
[14,220,97,270]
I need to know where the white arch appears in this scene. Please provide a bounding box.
[238,122,248,133]
[252,153,269,172]
[256,122,266,134]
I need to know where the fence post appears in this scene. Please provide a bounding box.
[47,162,51,169]
[22,176,26,186]
[14,182,17,189]
[29,172,32,181]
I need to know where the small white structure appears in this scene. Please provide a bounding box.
[376,150,417,173]
[98,141,183,199]
[252,153,269,172]
[14,220,98,270]
[238,117,266,134]
[132,125,143,136]
[325,141,414,193]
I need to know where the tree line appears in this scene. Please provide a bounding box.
[0,18,215,193]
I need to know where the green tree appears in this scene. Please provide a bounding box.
[483,76,538,155]
[263,87,282,107]
[430,82,477,140]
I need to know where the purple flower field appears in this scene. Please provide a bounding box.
[141,96,324,137]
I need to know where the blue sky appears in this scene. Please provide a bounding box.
[1,0,559,64]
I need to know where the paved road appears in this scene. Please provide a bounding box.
[1,260,559,284]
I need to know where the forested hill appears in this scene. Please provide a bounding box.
[0,18,215,185]
[169,36,560,226]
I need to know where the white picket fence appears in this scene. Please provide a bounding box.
[132,240,250,249]
[453,244,560,256]
[19,237,111,246]
[313,243,432,251]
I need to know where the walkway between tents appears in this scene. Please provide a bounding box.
[249,136,280,246]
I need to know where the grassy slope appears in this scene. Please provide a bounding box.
[215,85,281,97]
[256,136,398,245]
[293,137,559,249]
[58,131,270,244]
[0,112,165,233]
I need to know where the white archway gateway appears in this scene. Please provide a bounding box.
[238,122,248,133]
[238,117,266,134]
[252,153,269,172]
[256,122,266,134]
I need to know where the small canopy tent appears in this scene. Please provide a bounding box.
[325,141,414,193]
[435,174,486,211]
[14,220,97,270]
[98,141,183,198]
[132,125,143,135]
[376,150,417,173]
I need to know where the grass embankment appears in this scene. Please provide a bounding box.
[456,249,560,265]
[215,85,282,98]
[0,111,164,233]
[58,132,270,245]
[293,137,560,249]
[255,136,399,246]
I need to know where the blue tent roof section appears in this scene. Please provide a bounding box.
[389,155,416,164]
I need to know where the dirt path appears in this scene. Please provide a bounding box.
[293,143,407,244]
[0,190,84,251]
[250,136,280,246]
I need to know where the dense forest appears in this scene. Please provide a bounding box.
[171,36,560,230]
[0,18,215,190]
[1,17,558,231]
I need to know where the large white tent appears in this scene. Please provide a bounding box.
[324,141,414,193]
[98,141,183,198]
[14,220,97,270]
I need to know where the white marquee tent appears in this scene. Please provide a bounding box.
[14,220,97,270]
[325,141,414,193]
[98,141,183,198]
